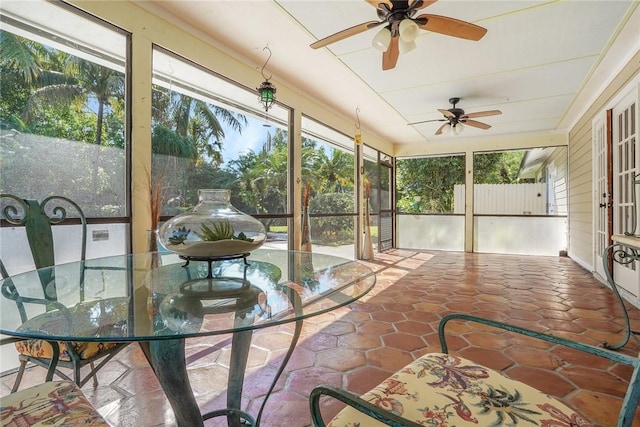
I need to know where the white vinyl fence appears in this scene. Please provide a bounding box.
[454,183,547,214]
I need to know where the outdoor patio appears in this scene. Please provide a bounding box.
[2,249,639,426]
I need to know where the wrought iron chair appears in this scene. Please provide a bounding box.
[0,336,109,424]
[310,313,640,427]
[0,194,129,391]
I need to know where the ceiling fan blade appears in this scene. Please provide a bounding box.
[435,123,448,135]
[464,119,491,130]
[409,0,438,11]
[417,14,487,41]
[438,108,455,118]
[311,21,383,49]
[407,118,446,125]
[365,0,393,8]
[382,36,399,70]
[464,109,502,119]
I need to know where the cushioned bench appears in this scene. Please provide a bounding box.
[311,313,640,427]
[1,380,109,426]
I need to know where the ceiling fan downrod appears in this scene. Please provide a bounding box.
[448,97,465,119]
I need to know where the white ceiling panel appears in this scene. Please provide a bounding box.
[134,0,639,148]
[395,56,598,120]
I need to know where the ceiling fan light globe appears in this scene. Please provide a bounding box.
[398,39,416,55]
[372,28,391,51]
[455,123,464,135]
[399,19,420,42]
[446,123,455,136]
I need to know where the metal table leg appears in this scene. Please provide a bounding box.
[138,286,305,426]
[254,287,304,426]
[201,310,257,426]
[141,332,257,427]
[141,339,205,427]
[255,317,303,426]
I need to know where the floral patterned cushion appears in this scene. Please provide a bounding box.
[329,353,594,426]
[13,297,128,362]
[0,380,109,426]
[15,339,120,362]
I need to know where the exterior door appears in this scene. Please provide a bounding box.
[378,157,394,251]
[612,90,639,297]
[593,112,610,279]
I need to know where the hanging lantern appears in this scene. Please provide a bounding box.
[257,47,276,112]
[257,80,276,112]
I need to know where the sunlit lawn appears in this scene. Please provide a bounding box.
[268,226,378,238]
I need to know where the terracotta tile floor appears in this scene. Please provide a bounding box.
[2,250,640,426]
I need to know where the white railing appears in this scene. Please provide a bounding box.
[397,214,567,256]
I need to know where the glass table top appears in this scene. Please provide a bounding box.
[0,250,376,342]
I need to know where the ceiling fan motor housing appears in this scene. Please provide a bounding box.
[449,108,465,118]
[447,98,464,122]
[378,1,419,36]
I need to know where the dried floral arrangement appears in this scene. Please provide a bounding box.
[303,182,312,208]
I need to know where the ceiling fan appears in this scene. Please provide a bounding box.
[309,0,487,70]
[407,98,502,135]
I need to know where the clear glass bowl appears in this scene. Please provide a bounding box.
[158,189,266,258]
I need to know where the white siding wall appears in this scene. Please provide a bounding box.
[568,51,640,270]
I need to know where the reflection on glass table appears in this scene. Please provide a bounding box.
[0,249,376,426]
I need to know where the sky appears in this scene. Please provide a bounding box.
[219,114,276,165]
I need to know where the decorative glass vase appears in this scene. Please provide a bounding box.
[158,189,266,258]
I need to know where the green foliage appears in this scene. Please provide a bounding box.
[474,151,525,184]
[397,152,525,214]
[26,104,97,141]
[168,226,190,245]
[104,109,126,148]
[152,125,197,158]
[309,193,354,245]
[195,219,254,242]
[0,32,43,84]
[197,219,234,241]
[0,64,31,129]
[0,29,360,244]
[315,148,354,193]
[396,156,465,213]
[150,83,247,166]
[226,131,288,217]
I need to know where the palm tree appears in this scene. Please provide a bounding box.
[0,31,60,131]
[153,85,247,165]
[25,55,124,194]
[2,32,126,197]
[5,38,124,148]
[315,148,354,193]
[0,32,44,85]
[68,59,124,147]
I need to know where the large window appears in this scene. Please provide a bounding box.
[151,47,291,244]
[395,155,466,251]
[1,1,130,278]
[301,116,355,256]
[0,2,128,217]
[473,147,568,255]
[473,148,567,216]
[396,155,466,214]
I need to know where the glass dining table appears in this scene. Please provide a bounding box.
[0,249,376,426]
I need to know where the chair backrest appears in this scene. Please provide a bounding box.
[0,194,88,302]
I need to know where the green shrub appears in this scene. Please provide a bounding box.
[309,193,354,245]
